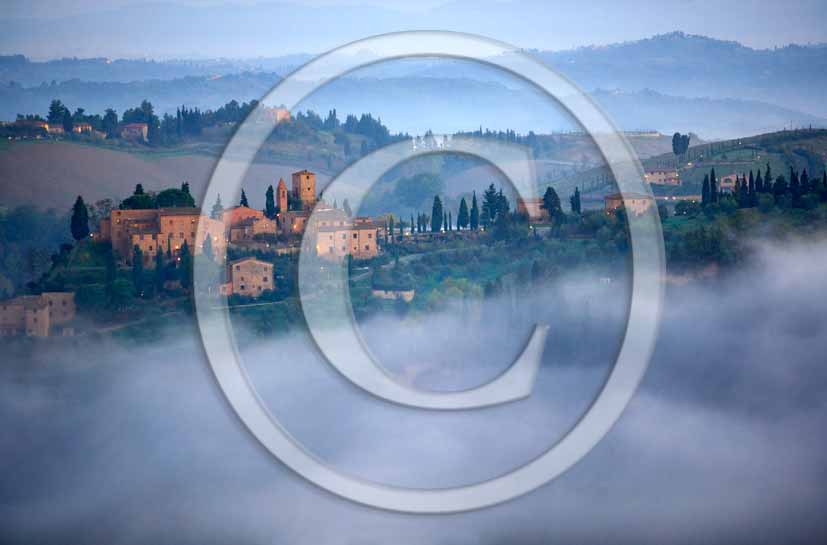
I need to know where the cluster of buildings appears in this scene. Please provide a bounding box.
[0,292,76,338]
[95,169,384,298]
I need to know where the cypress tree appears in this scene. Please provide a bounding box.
[264,185,276,218]
[398,219,403,239]
[202,235,214,261]
[448,211,452,232]
[755,171,764,194]
[410,214,415,235]
[132,245,144,297]
[800,169,810,194]
[154,246,165,293]
[211,194,224,219]
[388,216,395,242]
[709,168,718,203]
[431,196,443,232]
[240,189,249,207]
[443,211,448,231]
[470,192,480,230]
[457,197,469,230]
[702,174,710,206]
[570,186,582,214]
[179,241,192,290]
[70,195,90,241]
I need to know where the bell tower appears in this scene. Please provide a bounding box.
[277,178,288,212]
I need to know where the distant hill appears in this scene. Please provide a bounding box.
[0,54,310,86]
[2,72,824,140]
[536,32,827,118]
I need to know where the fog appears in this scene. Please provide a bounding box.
[2,240,827,544]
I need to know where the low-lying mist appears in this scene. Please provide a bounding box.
[2,239,827,545]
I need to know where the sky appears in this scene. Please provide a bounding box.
[2,0,826,59]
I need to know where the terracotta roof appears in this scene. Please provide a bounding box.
[228,256,273,267]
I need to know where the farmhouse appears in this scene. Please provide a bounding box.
[220,257,274,297]
[604,192,655,216]
[0,292,76,337]
[120,122,148,141]
[644,168,681,186]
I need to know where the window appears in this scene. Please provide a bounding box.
[342,234,346,240]
[367,233,372,239]
[235,265,240,270]
[263,276,269,282]
[240,284,246,290]
[353,233,357,239]
[365,245,370,251]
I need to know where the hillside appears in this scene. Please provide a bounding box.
[0,128,681,212]
[0,141,329,211]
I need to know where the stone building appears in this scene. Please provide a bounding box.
[718,174,739,193]
[291,169,317,209]
[120,122,148,141]
[0,292,76,337]
[229,217,278,242]
[604,192,654,216]
[219,257,275,297]
[99,208,226,266]
[315,216,382,261]
[644,168,681,186]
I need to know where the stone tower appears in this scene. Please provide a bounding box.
[277,178,288,212]
[291,169,316,209]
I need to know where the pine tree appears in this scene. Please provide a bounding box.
[70,196,90,241]
[264,185,276,218]
[240,189,249,207]
[132,245,144,297]
[431,196,443,232]
[541,186,562,220]
[481,184,499,228]
[470,192,480,230]
[457,197,469,230]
